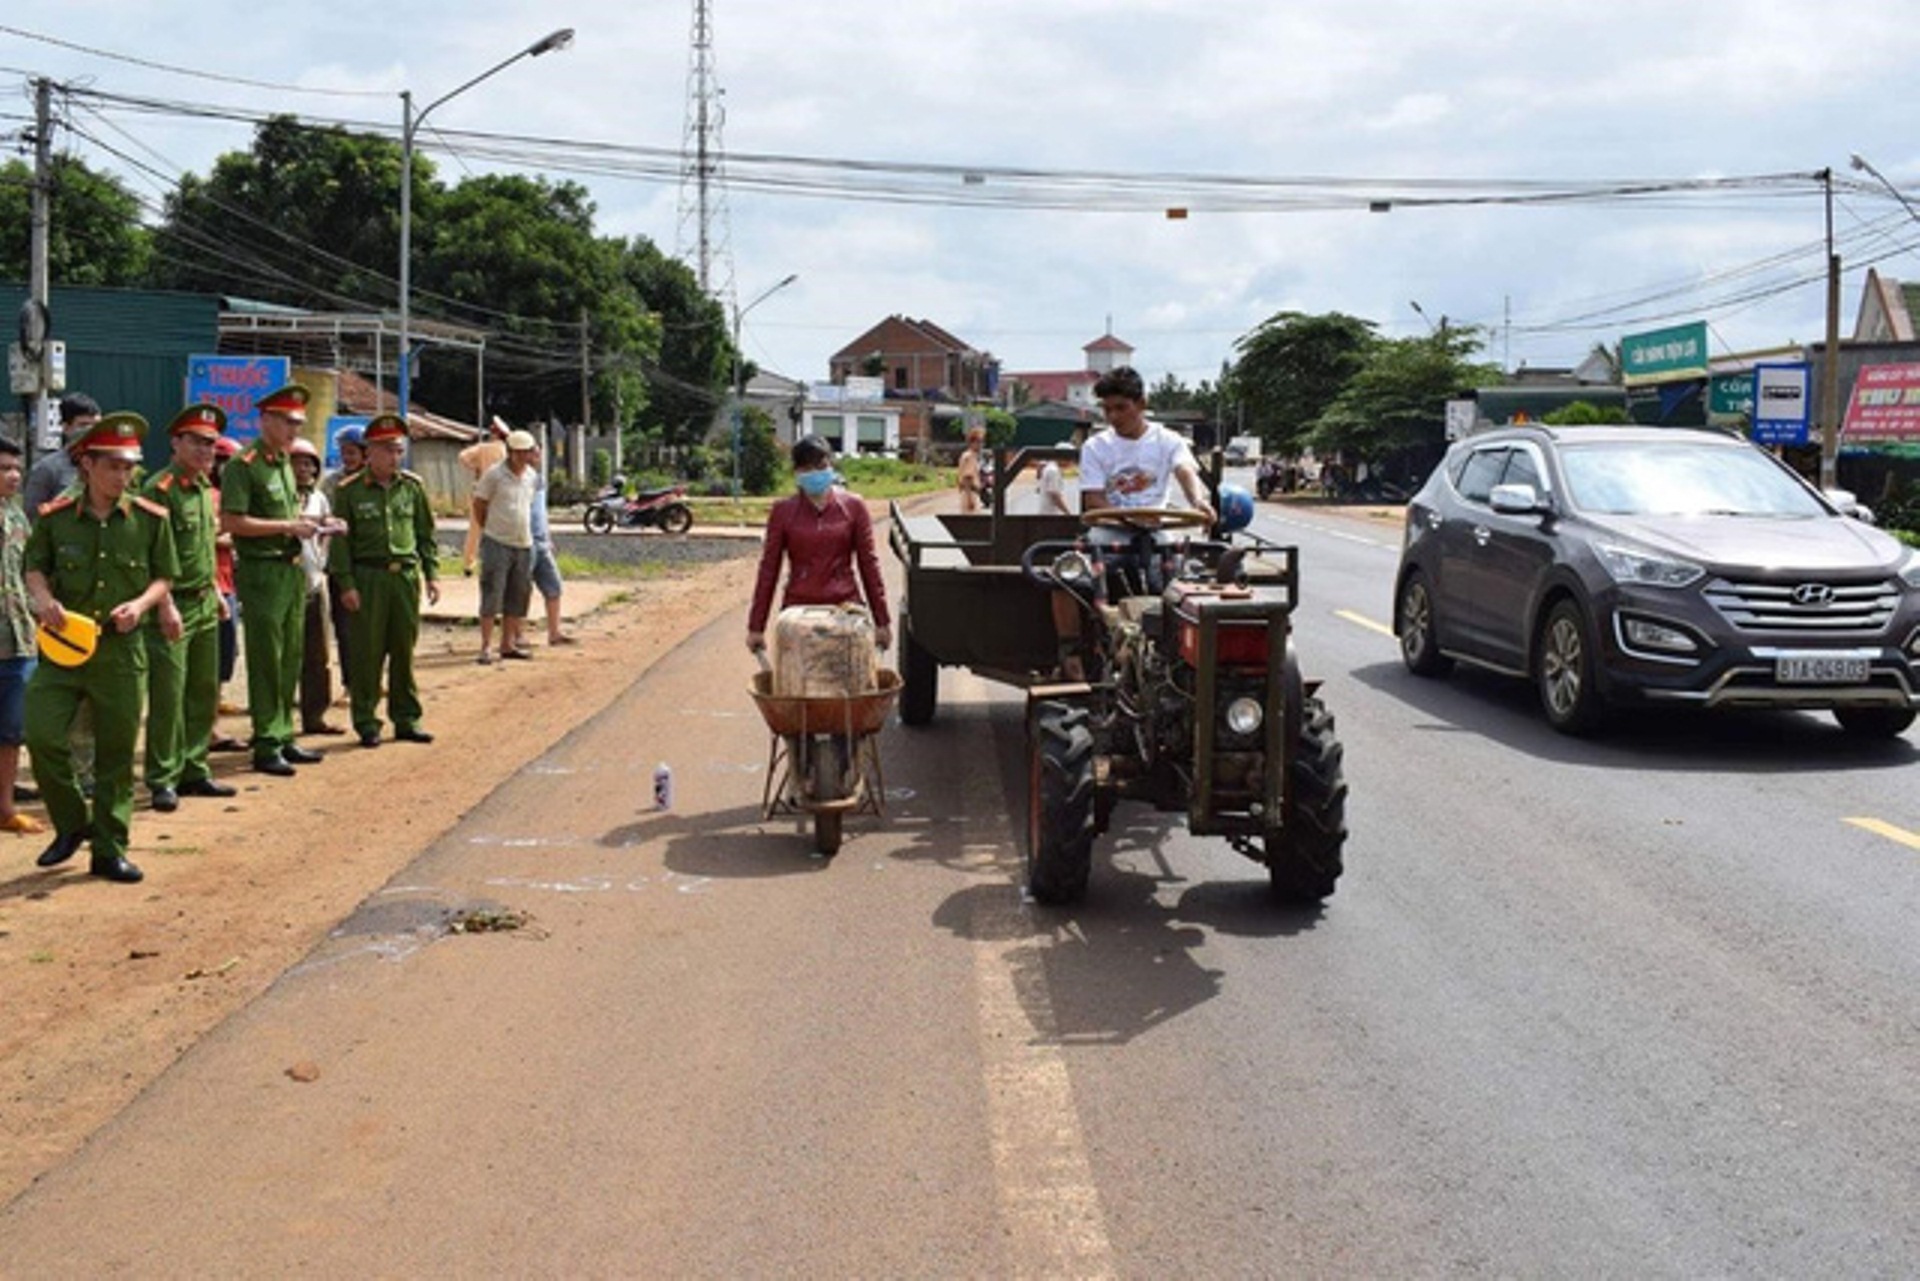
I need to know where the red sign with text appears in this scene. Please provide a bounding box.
[1840,362,1920,441]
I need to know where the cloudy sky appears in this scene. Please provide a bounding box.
[7,1,1920,395]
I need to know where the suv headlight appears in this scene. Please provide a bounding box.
[1595,542,1704,589]
[1900,549,1920,590]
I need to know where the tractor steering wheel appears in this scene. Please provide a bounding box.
[1080,506,1213,532]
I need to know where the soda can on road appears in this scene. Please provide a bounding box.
[652,762,673,811]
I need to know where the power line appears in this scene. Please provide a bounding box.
[0,24,390,98]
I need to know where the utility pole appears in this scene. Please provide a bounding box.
[1820,167,1842,489]
[579,308,592,432]
[26,78,53,466]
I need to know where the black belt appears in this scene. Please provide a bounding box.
[237,553,302,566]
[355,559,418,573]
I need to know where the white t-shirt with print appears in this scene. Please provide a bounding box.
[1078,422,1197,509]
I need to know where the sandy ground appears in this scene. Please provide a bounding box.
[0,549,762,1205]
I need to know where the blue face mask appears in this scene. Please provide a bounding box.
[796,469,835,497]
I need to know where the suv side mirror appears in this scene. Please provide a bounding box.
[1823,488,1878,524]
[1489,482,1546,516]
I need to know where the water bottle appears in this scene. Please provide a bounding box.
[652,762,674,811]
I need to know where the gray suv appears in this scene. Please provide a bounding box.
[1393,425,1920,736]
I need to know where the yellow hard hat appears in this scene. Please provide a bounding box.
[36,612,100,667]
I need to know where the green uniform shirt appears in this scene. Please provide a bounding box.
[142,462,218,592]
[220,441,300,562]
[327,470,439,587]
[25,492,181,625]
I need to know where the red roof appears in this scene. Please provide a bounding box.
[1084,334,1134,354]
[1010,370,1098,402]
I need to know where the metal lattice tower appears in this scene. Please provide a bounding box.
[677,0,735,314]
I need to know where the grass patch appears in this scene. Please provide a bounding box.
[554,552,674,581]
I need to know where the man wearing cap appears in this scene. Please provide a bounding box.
[141,404,237,812]
[471,429,540,663]
[328,414,440,747]
[23,412,180,882]
[220,384,323,777]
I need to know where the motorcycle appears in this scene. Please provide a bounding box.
[582,483,695,535]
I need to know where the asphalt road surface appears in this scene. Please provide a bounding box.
[4,501,1919,1276]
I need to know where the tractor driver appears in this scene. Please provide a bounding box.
[1049,366,1217,678]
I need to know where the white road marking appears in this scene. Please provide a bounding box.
[955,679,1117,1278]
[971,889,1118,1279]
[1260,511,1399,550]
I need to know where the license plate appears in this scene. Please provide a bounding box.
[1775,655,1869,683]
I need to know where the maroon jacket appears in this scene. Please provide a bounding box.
[747,489,891,634]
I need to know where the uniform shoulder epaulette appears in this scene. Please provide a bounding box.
[37,494,76,518]
[239,446,259,464]
[401,469,428,486]
[154,472,175,493]
[338,471,366,490]
[132,495,169,519]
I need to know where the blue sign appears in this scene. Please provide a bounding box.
[183,355,291,444]
[1751,362,1810,446]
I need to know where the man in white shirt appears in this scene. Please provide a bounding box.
[471,429,540,663]
[1079,367,1215,525]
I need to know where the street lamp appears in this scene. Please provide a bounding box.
[732,273,799,496]
[397,28,574,419]
[1850,153,1920,227]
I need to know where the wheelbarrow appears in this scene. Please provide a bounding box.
[748,667,902,856]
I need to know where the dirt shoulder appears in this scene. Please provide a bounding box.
[0,546,762,1205]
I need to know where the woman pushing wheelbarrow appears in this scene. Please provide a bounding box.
[745,435,898,855]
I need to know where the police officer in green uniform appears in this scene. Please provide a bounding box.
[328,414,441,747]
[143,403,239,811]
[220,384,324,777]
[24,412,180,883]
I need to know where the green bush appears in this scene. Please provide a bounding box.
[590,448,613,487]
[547,471,596,507]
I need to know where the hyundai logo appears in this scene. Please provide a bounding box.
[1791,583,1835,607]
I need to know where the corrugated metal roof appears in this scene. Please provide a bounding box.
[0,283,218,359]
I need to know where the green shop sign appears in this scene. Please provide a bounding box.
[1622,321,1709,385]
[1709,372,1753,417]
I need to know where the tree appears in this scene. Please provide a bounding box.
[415,174,658,429]
[1231,311,1377,453]
[617,239,731,447]
[1542,400,1631,426]
[1308,326,1499,461]
[0,156,151,286]
[151,115,418,307]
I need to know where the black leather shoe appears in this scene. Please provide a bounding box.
[394,728,434,744]
[36,830,86,868]
[281,745,324,765]
[178,777,238,798]
[359,732,381,749]
[255,756,296,777]
[90,854,144,883]
[13,784,38,802]
[150,786,179,813]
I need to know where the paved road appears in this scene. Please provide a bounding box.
[4,502,1919,1275]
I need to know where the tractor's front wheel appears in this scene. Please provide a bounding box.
[1267,672,1347,904]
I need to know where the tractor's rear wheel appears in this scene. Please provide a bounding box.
[1026,698,1095,905]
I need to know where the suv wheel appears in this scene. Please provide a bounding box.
[1398,571,1453,677]
[1537,600,1609,735]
